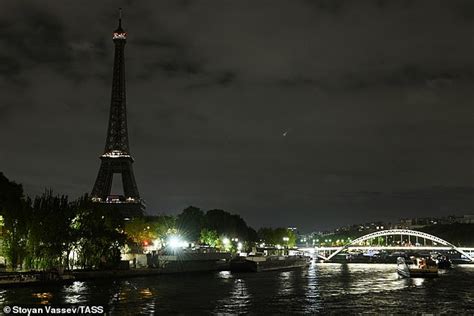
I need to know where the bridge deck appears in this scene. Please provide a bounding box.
[303,246,474,251]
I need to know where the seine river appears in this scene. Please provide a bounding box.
[1,263,473,314]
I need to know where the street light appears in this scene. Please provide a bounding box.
[168,235,187,249]
[222,237,230,246]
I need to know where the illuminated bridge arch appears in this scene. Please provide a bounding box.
[322,229,473,262]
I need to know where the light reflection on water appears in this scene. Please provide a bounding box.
[304,262,322,313]
[217,270,233,280]
[0,289,6,305]
[215,278,250,314]
[277,270,295,296]
[31,292,53,305]
[62,281,88,304]
[1,263,473,314]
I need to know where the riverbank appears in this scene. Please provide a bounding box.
[0,253,232,287]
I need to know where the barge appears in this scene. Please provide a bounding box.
[230,255,310,272]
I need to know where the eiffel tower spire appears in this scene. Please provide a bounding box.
[105,7,129,154]
[91,10,143,217]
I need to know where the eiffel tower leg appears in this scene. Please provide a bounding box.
[121,162,139,198]
[92,161,114,199]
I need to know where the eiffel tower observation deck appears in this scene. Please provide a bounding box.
[91,9,144,217]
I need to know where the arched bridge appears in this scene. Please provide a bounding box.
[301,229,474,262]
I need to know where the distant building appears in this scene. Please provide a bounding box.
[288,227,298,234]
[458,215,474,224]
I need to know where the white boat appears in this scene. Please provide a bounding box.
[397,257,438,278]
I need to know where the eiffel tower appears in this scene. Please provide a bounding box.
[91,10,144,217]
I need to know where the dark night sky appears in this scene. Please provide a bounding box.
[1,0,473,232]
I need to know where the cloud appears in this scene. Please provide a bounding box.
[392,186,474,200]
[0,4,70,68]
[1,0,474,230]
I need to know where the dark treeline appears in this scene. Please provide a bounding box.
[0,172,126,270]
[0,173,295,271]
[257,227,297,247]
[308,224,474,247]
[176,206,258,242]
[420,223,474,246]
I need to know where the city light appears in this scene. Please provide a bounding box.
[222,237,230,246]
[101,150,131,158]
[168,235,188,249]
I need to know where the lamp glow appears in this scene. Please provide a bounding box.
[168,235,187,249]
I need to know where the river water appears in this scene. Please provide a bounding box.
[1,263,473,314]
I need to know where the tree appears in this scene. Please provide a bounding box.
[199,228,219,247]
[0,172,29,270]
[124,215,176,251]
[147,215,177,248]
[72,199,126,270]
[258,227,297,248]
[124,217,155,247]
[204,209,257,242]
[25,191,74,270]
[176,206,205,241]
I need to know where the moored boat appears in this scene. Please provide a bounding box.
[0,270,75,287]
[230,255,310,273]
[145,247,232,273]
[397,257,438,278]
